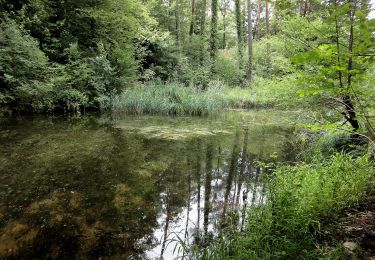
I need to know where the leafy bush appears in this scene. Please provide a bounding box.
[138,32,181,81]
[214,50,243,85]
[253,36,294,77]
[0,18,51,111]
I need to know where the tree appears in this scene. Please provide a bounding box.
[219,0,230,49]
[265,0,270,34]
[293,0,375,132]
[210,0,219,59]
[175,0,181,45]
[265,0,271,72]
[246,0,253,81]
[0,18,51,111]
[235,0,244,68]
[256,0,262,40]
[189,0,196,36]
[200,0,207,35]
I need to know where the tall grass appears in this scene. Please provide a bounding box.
[197,153,374,259]
[111,78,301,115]
[112,81,225,115]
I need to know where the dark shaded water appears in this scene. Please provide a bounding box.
[0,111,295,259]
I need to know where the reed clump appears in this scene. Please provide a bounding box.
[111,81,224,115]
[110,79,293,115]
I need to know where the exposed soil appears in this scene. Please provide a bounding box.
[335,191,375,259]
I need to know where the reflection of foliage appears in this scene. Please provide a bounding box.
[0,116,189,258]
[0,112,294,258]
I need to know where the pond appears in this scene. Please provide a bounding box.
[0,110,296,259]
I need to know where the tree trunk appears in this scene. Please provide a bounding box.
[200,0,207,35]
[220,1,228,49]
[333,0,359,131]
[175,0,180,45]
[189,0,196,36]
[223,13,226,48]
[168,0,172,32]
[274,0,279,33]
[199,0,207,62]
[345,0,359,130]
[210,0,218,59]
[235,0,243,68]
[247,0,253,81]
[265,0,270,34]
[256,0,261,40]
[303,0,309,16]
[265,0,270,72]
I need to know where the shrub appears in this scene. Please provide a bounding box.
[214,50,244,85]
[0,18,51,111]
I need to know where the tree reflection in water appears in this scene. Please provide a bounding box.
[0,112,294,259]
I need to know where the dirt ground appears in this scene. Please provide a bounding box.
[337,192,375,259]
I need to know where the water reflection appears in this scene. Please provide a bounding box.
[0,111,295,259]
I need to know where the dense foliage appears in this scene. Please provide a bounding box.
[1,0,374,133]
[0,0,153,113]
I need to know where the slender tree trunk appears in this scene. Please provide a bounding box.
[302,0,309,16]
[247,0,253,81]
[200,0,207,34]
[345,0,359,130]
[222,12,227,48]
[274,0,279,33]
[168,0,173,32]
[175,0,180,45]
[333,0,359,131]
[220,2,228,49]
[256,0,261,40]
[190,0,196,36]
[199,0,207,62]
[333,4,344,89]
[265,0,271,73]
[265,0,270,34]
[235,0,244,68]
[210,0,219,59]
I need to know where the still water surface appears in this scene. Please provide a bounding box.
[0,110,295,259]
